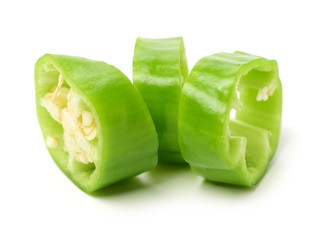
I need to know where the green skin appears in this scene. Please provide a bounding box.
[178,52,282,186]
[133,37,189,163]
[35,54,158,192]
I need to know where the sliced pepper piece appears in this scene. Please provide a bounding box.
[35,54,158,192]
[178,51,282,186]
[133,37,189,163]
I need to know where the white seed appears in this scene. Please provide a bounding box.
[256,87,270,101]
[85,127,97,141]
[77,153,90,164]
[82,111,93,127]
[52,74,65,101]
[46,136,58,148]
[81,125,93,135]
[58,74,64,87]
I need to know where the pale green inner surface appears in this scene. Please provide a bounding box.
[228,68,277,180]
[40,67,98,175]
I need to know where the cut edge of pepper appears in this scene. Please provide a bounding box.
[36,54,103,191]
[226,56,280,185]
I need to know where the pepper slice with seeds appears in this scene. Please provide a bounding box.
[178,51,282,186]
[35,54,158,192]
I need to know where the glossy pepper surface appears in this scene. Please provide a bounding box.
[35,54,158,192]
[133,37,189,163]
[178,51,282,186]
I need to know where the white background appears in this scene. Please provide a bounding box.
[1,0,330,239]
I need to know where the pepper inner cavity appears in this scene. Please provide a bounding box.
[229,68,275,169]
[41,73,98,170]
[240,68,277,102]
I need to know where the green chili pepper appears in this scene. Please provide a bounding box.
[178,51,282,186]
[133,37,189,163]
[35,54,158,192]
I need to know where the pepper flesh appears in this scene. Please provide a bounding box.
[35,54,158,192]
[178,52,282,186]
[133,37,189,163]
